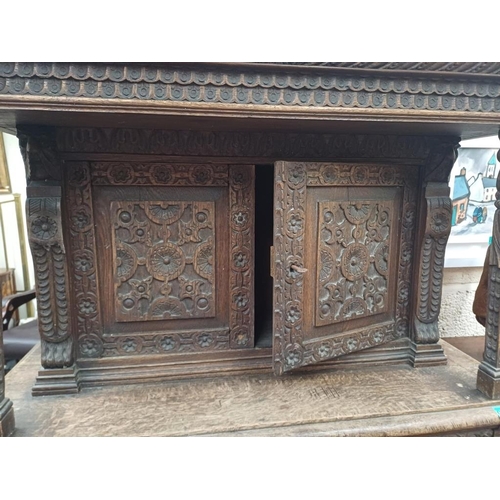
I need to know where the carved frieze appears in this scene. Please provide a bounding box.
[112,201,215,322]
[2,63,500,113]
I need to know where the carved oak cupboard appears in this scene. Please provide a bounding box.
[1,62,500,397]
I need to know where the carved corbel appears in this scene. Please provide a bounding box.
[477,142,500,398]
[19,128,73,369]
[411,138,459,347]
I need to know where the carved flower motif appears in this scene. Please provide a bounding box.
[321,165,338,184]
[192,166,212,184]
[32,216,57,240]
[198,333,213,348]
[148,243,185,281]
[233,252,248,268]
[235,330,249,346]
[178,218,201,245]
[151,165,174,184]
[109,165,133,184]
[430,210,450,234]
[371,329,384,344]
[286,349,301,367]
[78,297,97,316]
[122,338,138,353]
[178,276,204,300]
[159,335,176,351]
[287,214,303,234]
[231,169,249,186]
[232,211,248,226]
[68,166,89,187]
[317,344,331,358]
[71,208,91,230]
[79,335,102,357]
[342,243,369,281]
[74,251,93,273]
[234,292,249,309]
[287,305,301,324]
[344,337,358,351]
[288,166,305,186]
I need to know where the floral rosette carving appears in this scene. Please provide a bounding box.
[107,163,134,184]
[196,332,214,348]
[284,344,304,369]
[320,164,339,184]
[230,206,250,231]
[79,334,104,358]
[155,333,181,352]
[350,165,369,184]
[77,293,99,317]
[151,164,174,184]
[229,165,252,189]
[74,249,94,275]
[343,336,359,352]
[285,211,304,238]
[313,341,333,361]
[285,301,302,326]
[118,336,143,354]
[232,327,250,347]
[147,243,185,281]
[232,250,250,271]
[369,328,385,345]
[31,216,58,242]
[232,289,250,310]
[286,164,307,189]
[191,165,213,185]
[68,164,91,187]
[429,208,451,236]
[341,243,370,281]
[70,205,93,232]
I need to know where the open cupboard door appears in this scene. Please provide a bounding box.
[272,161,418,375]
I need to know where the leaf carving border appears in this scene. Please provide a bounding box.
[2,63,500,113]
[273,162,418,374]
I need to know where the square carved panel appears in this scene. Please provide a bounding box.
[112,201,215,322]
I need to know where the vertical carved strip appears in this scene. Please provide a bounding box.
[273,162,306,374]
[412,184,452,343]
[412,139,459,345]
[477,142,500,398]
[229,165,255,348]
[27,194,73,367]
[65,163,104,359]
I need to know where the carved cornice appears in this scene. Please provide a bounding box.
[56,127,444,161]
[1,63,500,115]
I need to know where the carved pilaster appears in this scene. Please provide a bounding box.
[20,129,74,369]
[411,139,459,361]
[477,140,500,398]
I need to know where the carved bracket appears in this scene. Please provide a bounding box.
[412,182,452,344]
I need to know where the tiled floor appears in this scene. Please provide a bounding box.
[442,336,485,362]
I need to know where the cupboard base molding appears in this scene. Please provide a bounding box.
[31,338,433,395]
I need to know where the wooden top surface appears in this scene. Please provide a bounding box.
[5,341,500,436]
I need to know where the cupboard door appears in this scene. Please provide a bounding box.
[84,163,255,357]
[272,162,418,375]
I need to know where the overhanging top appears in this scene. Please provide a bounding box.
[1,62,500,139]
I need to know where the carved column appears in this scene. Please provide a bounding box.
[477,140,500,398]
[410,138,459,366]
[0,286,15,436]
[19,129,76,385]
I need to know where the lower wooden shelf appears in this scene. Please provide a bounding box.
[5,340,500,436]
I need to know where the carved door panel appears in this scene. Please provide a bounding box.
[68,163,254,359]
[273,162,418,375]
